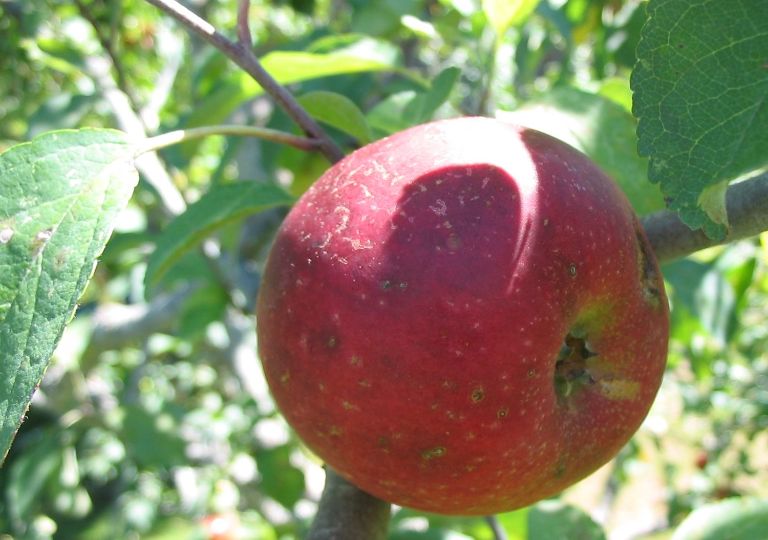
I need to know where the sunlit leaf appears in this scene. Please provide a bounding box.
[482,0,540,38]
[0,129,137,463]
[632,0,768,239]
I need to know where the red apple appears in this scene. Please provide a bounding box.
[256,117,668,515]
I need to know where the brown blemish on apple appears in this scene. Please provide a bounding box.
[341,400,360,411]
[376,436,391,451]
[567,263,577,277]
[421,446,447,460]
[554,457,567,477]
[497,406,509,419]
[349,355,363,367]
[446,233,462,250]
[470,387,485,403]
[634,220,662,308]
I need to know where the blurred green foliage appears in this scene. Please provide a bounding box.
[0,0,766,539]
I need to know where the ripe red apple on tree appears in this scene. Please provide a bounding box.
[256,117,669,515]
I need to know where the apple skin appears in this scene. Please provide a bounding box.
[256,117,669,515]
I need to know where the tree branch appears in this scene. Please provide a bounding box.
[143,0,345,163]
[307,468,391,540]
[236,0,253,49]
[642,171,768,263]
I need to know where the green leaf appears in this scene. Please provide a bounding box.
[499,86,666,215]
[482,0,541,38]
[671,497,768,540]
[367,91,420,135]
[632,0,768,239]
[145,182,294,288]
[368,67,460,135]
[298,91,373,144]
[403,67,461,124]
[497,507,529,539]
[122,405,185,468]
[256,445,305,509]
[0,129,137,463]
[184,46,401,140]
[527,500,606,540]
[7,430,63,525]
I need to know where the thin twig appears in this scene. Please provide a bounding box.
[237,0,253,49]
[136,124,321,156]
[484,515,509,540]
[143,0,345,163]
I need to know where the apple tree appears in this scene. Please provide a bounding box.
[0,0,767,538]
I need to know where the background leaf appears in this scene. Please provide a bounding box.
[298,90,373,144]
[183,43,402,147]
[144,182,294,288]
[367,67,460,135]
[632,0,768,238]
[0,128,137,463]
[527,500,606,540]
[499,86,665,215]
[482,0,541,38]
[671,497,768,540]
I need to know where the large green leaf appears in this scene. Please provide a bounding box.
[144,182,294,289]
[499,86,665,215]
[671,497,768,540]
[0,129,137,463]
[632,0,768,239]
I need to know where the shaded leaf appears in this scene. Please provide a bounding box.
[368,67,460,135]
[256,445,305,509]
[7,430,63,525]
[145,182,294,288]
[528,500,606,540]
[671,497,768,540]
[632,0,768,238]
[298,91,373,144]
[0,129,137,463]
[403,67,461,124]
[122,405,185,468]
